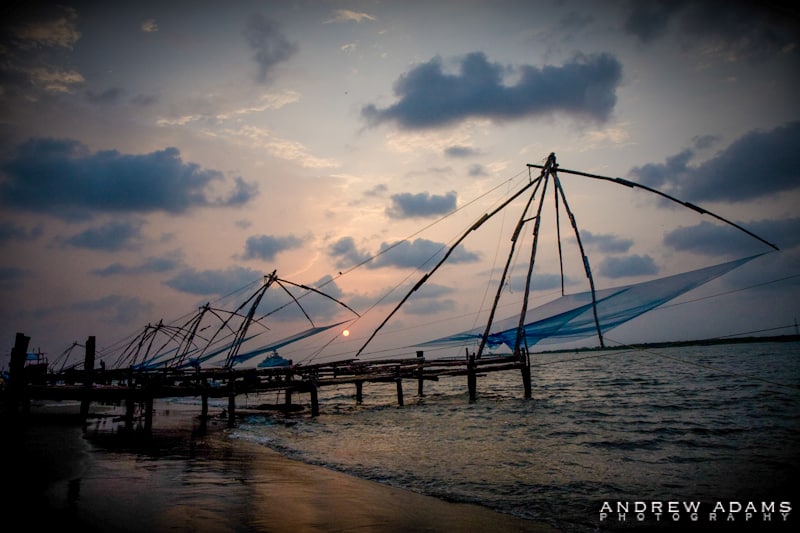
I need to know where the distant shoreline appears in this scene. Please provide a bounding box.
[536,334,800,354]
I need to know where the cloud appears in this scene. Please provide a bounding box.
[329,236,480,270]
[7,5,81,49]
[444,145,480,158]
[67,294,153,325]
[329,236,371,269]
[597,254,658,278]
[664,218,800,256]
[0,221,43,244]
[324,10,376,24]
[386,191,457,219]
[627,121,800,203]
[371,238,480,270]
[622,1,799,61]
[0,5,84,96]
[141,19,158,33]
[0,266,28,290]
[243,13,298,84]
[468,164,488,177]
[91,253,183,277]
[0,138,257,220]
[582,230,633,254]
[362,52,622,129]
[85,87,125,105]
[243,234,305,261]
[508,272,570,292]
[369,282,455,316]
[62,219,144,251]
[165,266,265,296]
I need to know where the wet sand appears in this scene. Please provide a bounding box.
[1,400,560,532]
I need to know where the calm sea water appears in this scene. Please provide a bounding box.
[223,341,800,532]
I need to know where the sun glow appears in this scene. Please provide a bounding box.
[342,329,350,337]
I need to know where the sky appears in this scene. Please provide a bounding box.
[1,0,799,370]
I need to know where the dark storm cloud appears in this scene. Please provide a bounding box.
[597,254,658,278]
[62,219,144,252]
[582,230,633,254]
[622,0,799,60]
[243,234,304,261]
[244,13,298,84]
[663,218,800,256]
[628,122,800,203]
[362,52,622,129]
[386,191,457,219]
[165,266,265,296]
[0,138,257,220]
[328,236,480,270]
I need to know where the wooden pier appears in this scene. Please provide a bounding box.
[2,332,532,431]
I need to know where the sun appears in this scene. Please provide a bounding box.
[342,329,350,337]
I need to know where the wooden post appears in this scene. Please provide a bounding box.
[467,354,477,402]
[309,380,319,417]
[520,351,532,400]
[201,391,209,419]
[7,332,30,414]
[227,376,236,427]
[80,336,96,418]
[355,381,363,404]
[125,394,135,429]
[416,350,424,396]
[396,367,404,407]
[285,388,293,407]
[144,395,154,434]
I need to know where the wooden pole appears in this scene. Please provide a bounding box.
[80,336,95,418]
[285,388,293,408]
[468,354,477,402]
[309,380,319,417]
[227,375,236,427]
[521,351,532,399]
[144,395,154,434]
[416,351,424,396]
[355,381,363,404]
[396,368,404,407]
[7,332,30,414]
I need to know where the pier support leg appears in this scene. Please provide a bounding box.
[125,394,135,429]
[285,388,293,408]
[355,381,363,404]
[521,356,532,400]
[396,378,404,407]
[80,336,96,418]
[416,351,424,397]
[7,332,30,415]
[309,381,319,417]
[144,395,154,434]
[467,354,477,403]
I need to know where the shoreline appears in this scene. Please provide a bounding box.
[2,399,561,532]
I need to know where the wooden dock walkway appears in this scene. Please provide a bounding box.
[2,333,532,431]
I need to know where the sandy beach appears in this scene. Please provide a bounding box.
[1,400,560,533]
